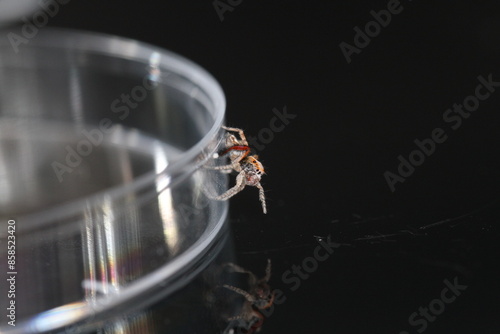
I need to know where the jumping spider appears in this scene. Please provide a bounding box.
[208,126,267,214]
[221,259,274,333]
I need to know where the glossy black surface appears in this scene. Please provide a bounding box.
[21,1,500,332]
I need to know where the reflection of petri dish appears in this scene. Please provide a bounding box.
[0,28,227,333]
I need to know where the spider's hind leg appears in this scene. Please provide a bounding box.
[210,172,246,201]
[256,183,267,214]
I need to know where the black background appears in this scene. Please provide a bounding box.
[38,1,500,333]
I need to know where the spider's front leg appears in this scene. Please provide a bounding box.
[221,126,248,145]
[211,171,246,201]
[223,262,259,287]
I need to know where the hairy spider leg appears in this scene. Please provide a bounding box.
[223,284,257,303]
[223,262,256,277]
[256,183,267,214]
[211,172,247,199]
[221,125,248,143]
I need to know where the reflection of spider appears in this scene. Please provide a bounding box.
[222,259,274,334]
[209,126,267,214]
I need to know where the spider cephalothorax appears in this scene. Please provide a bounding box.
[208,126,267,214]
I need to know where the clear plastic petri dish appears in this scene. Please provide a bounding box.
[0,28,228,333]
[0,0,39,27]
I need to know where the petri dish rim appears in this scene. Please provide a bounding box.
[0,27,226,230]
